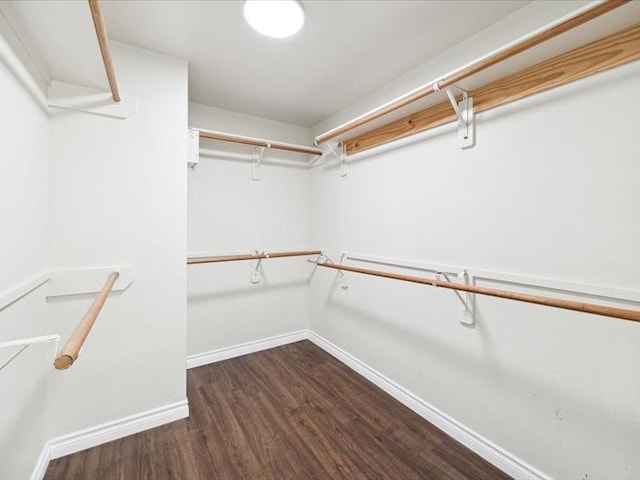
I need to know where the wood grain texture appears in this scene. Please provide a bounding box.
[54,271,119,370]
[440,0,631,88]
[44,341,511,480]
[88,0,120,103]
[315,0,630,146]
[187,249,322,265]
[318,262,640,323]
[345,23,640,155]
[198,129,323,156]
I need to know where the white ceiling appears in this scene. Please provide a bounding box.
[7,0,531,127]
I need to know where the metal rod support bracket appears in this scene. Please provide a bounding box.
[319,252,348,289]
[339,143,348,177]
[338,253,348,289]
[444,85,475,149]
[0,334,60,373]
[251,250,264,284]
[325,143,348,177]
[188,129,200,170]
[441,271,475,326]
[251,146,269,181]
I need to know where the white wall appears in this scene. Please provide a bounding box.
[46,41,188,438]
[309,59,640,479]
[2,1,637,478]
[0,10,49,479]
[187,104,313,356]
[313,0,594,138]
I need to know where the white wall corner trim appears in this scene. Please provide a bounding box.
[0,2,49,109]
[186,330,308,369]
[48,400,189,460]
[306,330,551,480]
[30,442,51,480]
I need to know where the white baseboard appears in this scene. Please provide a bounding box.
[186,330,308,369]
[307,330,550,480]
[30,442,51,480]
[48,400,188,460]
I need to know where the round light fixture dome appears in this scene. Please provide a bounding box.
[243,0,305,39]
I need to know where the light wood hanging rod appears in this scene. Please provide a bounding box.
[345,23,640,155]
[196,129,323,156]
[88,0,120,103]
[188,250,322,265]
[54,271,119,370]
[314,0,629,146]
[318,262,640,323]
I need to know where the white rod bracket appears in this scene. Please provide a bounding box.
[187,129,200,170]
[442,271,475,326]
[337,270,348,289]
[338,253,348,289]
[325,143,349,177]
[445,85,475,149]
[251,146,268,181]
[251,250,263,284]
[339,143,348,177]
[320,252,348,289]
[307,155,322,170]
[0,334,60,373]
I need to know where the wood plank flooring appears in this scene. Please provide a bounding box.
[45,340,511,480]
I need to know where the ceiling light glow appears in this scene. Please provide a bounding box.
[243,0,305,38]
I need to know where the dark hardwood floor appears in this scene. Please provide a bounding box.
[45,340,511,479]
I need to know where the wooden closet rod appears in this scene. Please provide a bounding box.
[88,0,120,103]
[318,262,640,323]
[188,250,321,265]
[54,272,119,370]
[197,129,323,156]
[314,0,629,146]
[345,23,640,155]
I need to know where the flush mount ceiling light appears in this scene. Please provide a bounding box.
[243,0,305,38]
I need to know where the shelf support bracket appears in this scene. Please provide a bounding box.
[438,271,475,326]
[251,145,268,181]
[338,253,348,289]
[187,129,199,170]
[251,250,264,284]
[319,252,348,289]
[444,85,475,149]
[325,143,348,177]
